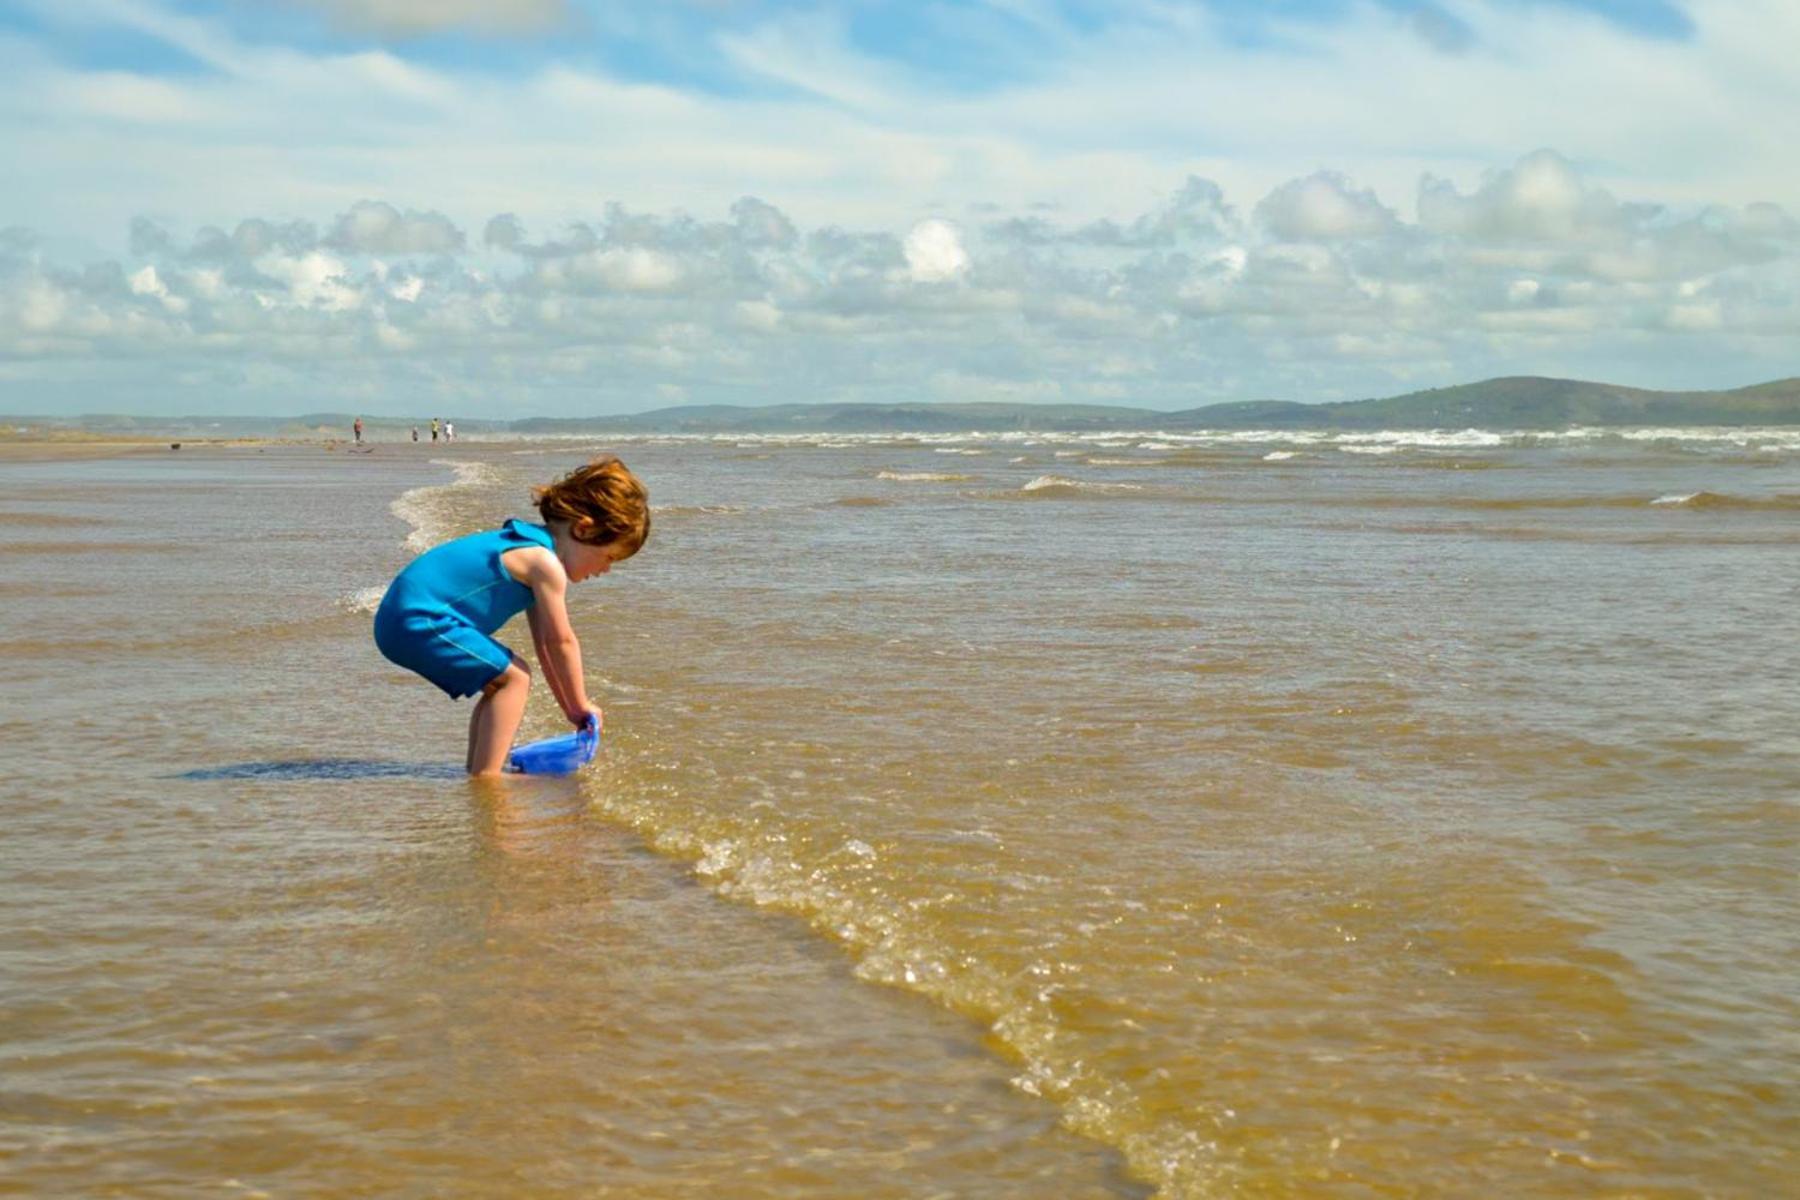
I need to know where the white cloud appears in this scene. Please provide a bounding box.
[258,250,362,311]
[11,0,1800,247]
[1257,173,1398,241]
[5,0,1800,414]
[1666,302,1723,331]
[1419,150,1637,243]
[328,201,464,256]
[903,219,970,283]
[2,150,1796,417]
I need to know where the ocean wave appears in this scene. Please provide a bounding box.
[1337,429,1508,449]
[585,778,1221,1200]
[654,503,746,517]
[338,584,388,615]
[877,471,973,483]
[1334,491,1800,512]
[433,458,502,487]
[1019,474,1146,497]
[390,457,504,552]
[459,425,1800,457]
[1647,490,1800,510]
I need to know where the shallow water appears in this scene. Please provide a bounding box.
[1,428,1796,1197]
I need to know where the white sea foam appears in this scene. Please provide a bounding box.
[338,584,388,614]
[1650,492,1701,506]
[1334,429,1507,449]
[390,458,502,552]
[1022,474,1145,493]
[1263,451,1297,461]
[388,488,439,553]
[472,424,1800,457]
[655,503,746,516]
[878,470,972,482]
[434,459,502,487]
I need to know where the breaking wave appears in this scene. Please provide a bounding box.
[389,459,503,553]
[1019,475,1147,498]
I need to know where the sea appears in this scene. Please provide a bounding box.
[1,423,1796,1198]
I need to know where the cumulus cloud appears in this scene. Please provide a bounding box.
[902,219,970,283]
[2,154,1798,415]
[484,213,525,250]
[990,176,1238,249]
[732,197,798,249]
[1419,150,1644,243]
[326,201,464,256]
[1257,172,1399,242]
[1419,149,1791,281]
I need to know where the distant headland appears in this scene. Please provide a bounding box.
[7,374,1800,438]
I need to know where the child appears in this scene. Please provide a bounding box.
[373,456,650,775]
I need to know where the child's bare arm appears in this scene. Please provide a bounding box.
[514,551,596,725]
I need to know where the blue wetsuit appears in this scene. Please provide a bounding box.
[374,519,555,698]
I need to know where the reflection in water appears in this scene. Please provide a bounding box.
[466,773,591,859]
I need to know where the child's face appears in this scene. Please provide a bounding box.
[561,536,630,583]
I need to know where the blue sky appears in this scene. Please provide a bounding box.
[2,0,1796,416]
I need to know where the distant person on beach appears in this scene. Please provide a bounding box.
[353,417,363,444]
[373,457,650,776]
[431,417,440,442]
[445,421,455,443]
[411,426,419,443]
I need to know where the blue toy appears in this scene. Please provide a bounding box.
[506,713,601,776]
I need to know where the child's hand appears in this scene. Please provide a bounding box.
[572,702,602,730]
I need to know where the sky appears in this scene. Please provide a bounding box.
[2,0,1797,417]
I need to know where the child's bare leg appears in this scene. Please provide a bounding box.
[467,656,531,777]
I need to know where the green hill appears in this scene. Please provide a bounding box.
[17,374,1800,436]
[1161,376,1800,429]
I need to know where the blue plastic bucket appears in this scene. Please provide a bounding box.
[506,713,600,776]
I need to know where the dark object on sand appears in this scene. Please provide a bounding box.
[170,442,181,450]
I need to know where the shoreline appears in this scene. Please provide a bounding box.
[0,436,473,463]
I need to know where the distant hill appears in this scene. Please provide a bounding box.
[510,401,1156,435]
[524,376,1800,432]
[1157,376,1800,430]
[13,375,1800,436]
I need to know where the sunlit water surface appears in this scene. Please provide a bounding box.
[2,427,1795,1197]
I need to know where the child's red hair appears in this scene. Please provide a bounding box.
[533,456,650,557]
